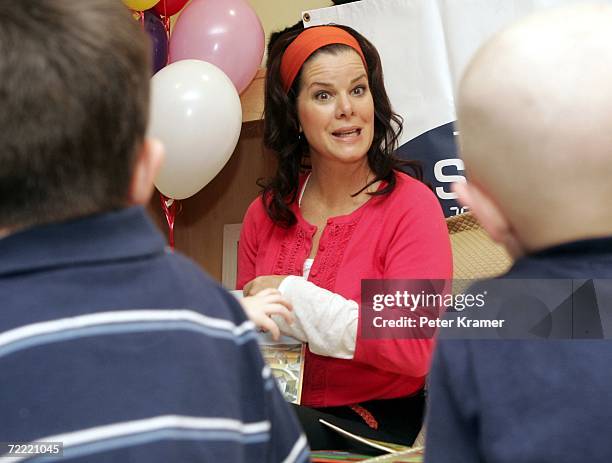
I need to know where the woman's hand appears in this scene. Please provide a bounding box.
[239,288,294,341]
[243,275,289,296]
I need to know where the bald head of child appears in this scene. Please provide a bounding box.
[454,4,612,258]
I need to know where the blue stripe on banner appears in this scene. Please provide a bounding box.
[28,428,270,463]
[0,321,258,360]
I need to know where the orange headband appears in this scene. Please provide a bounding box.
[280,26,367,93]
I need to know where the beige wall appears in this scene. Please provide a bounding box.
[246,0,332,43]
[246,0,332,64]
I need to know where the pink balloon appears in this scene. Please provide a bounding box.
[169,0,264,94]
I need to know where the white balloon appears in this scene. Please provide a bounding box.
[148,59,242,200]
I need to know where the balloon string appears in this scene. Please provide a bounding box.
[159,193,179,249]
[162,0,171,65]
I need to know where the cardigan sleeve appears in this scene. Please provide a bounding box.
[236,198,263,290]
[353,182,453,376]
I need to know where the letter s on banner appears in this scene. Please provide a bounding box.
[434,158,466,200]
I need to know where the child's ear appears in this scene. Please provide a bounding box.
[453,181,523,258]
[128,138,165,206]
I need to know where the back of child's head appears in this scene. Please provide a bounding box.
[456,4,612,255]
[0,0,150,230]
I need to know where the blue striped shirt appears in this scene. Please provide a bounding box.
[0,207,309,462]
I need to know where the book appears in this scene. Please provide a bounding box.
[230,290,306,404]
[258,333,305,404]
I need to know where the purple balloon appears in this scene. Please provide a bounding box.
[169,0,264,94]
[144,10,169,74]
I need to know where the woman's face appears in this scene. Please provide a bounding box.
[296,48,374,167]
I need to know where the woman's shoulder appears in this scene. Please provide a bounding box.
[390,170,441,210]
[380,172,448,241]
[244,194,266,218]
[393,170,428,191]
[242,195,274,233]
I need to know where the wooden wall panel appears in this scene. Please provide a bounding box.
[148,120,276,284]
[241,69,266,122]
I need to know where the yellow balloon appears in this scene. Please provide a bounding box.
[122,0,161,11]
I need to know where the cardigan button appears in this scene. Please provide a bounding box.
[319,244,325,252]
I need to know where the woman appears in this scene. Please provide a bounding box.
[237,24,452,450]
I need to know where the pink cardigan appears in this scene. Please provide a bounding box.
[238,172,453,407]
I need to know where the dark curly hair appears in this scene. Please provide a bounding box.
[260,24,422,227]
